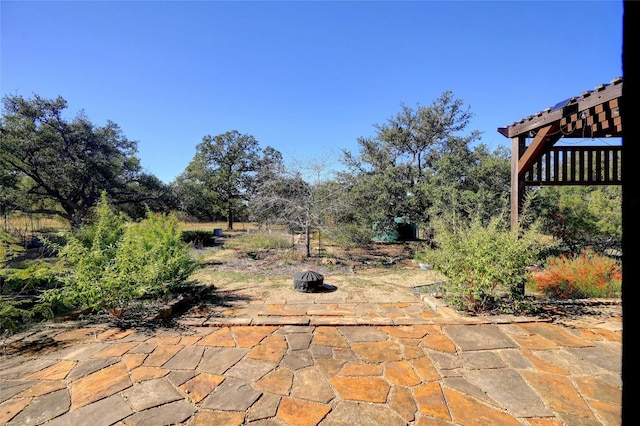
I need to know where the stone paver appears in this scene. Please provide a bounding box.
[282,333,312,350]
[0,380,35,402]
[276,397,331,426]
[46,394,133,426]
[291,366,335,403]
[324,400,406,425]
[330,376,390,403]
[254,367,293,395]
[281,349,314,370]
[414,381,450,419]
[248,334,287,362]
[8,388,70,425]
[464,369,553,417]
[121,378,183,411]
[246,392,281,422]
[338,326,388,342]
[0,300,623,425]
[143,344,183,367]
[225,357,276,382]
[444,387,522,425]
[521,370,597,420]
[384,360,422,386]
[66,357,119,381]
[198,347,247,374]
[15,380,66,398]
[188,410,245,425]
[351,340,404,362]
[200,377,262,411]
[444,324,518,351]
[160,345,205,370]
[0,399,31,424]
[129,366,168,382]
[122,400,196,425]
[69,362,132,410]
[389,385,418,422]
[24,359,76,381]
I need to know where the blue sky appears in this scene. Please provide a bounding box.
[1,1,623,183]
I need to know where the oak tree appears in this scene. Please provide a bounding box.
[0,94,169,229]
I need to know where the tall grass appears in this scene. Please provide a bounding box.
[180,221,281,232]
[224,232,293,251]
[3,215,68,247]
[3,216,68,233]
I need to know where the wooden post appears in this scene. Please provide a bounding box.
[510,135,526,229]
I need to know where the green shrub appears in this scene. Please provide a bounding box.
[41,194,199,313]
[181,230,217,247]
[527,249,621,299]
[332,223,374,247]
[418,216,550,313]
[115,211,198,299]
[1,231,59,330]
[1,260,59,293]
[0,297,33,331]
[1,230,23,268]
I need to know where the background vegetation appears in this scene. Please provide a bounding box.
[1,92,622,331]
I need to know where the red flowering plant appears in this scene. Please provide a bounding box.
[527,248,622,299]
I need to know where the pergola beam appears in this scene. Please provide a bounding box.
[516,123,562,175]
[499,79,622,139]
[500,77,623,229]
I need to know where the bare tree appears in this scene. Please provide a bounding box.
[250,155,343,257]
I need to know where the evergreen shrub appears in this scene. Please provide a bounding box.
[418,216,550,313]
[41,194,199,313]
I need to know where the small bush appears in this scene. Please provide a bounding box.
[0,297,33,331]
[1,230,23,267]
[40,193,199,313]
[181,230,217,247]
[332,224,374,247]
[1,260,59,293]
[116,211,199,299]
[418,216,550,313]
[527,249,622,299]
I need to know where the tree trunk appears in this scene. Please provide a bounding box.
[305,217,311,258]
[226,204,234,230]
[69,207,86,232]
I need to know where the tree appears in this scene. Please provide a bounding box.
[340,92,509,236]
[250,157,343,257]
[171,167,222,222]
[0,167,20,230]
[528,185,622,253]
[423,142,511,226]
[179,130,281,230]
[0,94,169,229]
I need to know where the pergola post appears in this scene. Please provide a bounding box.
[510,135,526,229]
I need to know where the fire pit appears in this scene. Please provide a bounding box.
[293,270,324,293]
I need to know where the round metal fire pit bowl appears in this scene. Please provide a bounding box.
[293,270,324,293]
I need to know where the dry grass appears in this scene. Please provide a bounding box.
[180,221,287,233]
[3,216,68,234]
[4,217,275,236]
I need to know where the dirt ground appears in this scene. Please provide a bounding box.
[186,238,622,326]
[189,240,445,304]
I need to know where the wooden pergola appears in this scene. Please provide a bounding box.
[498,77,623,228]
